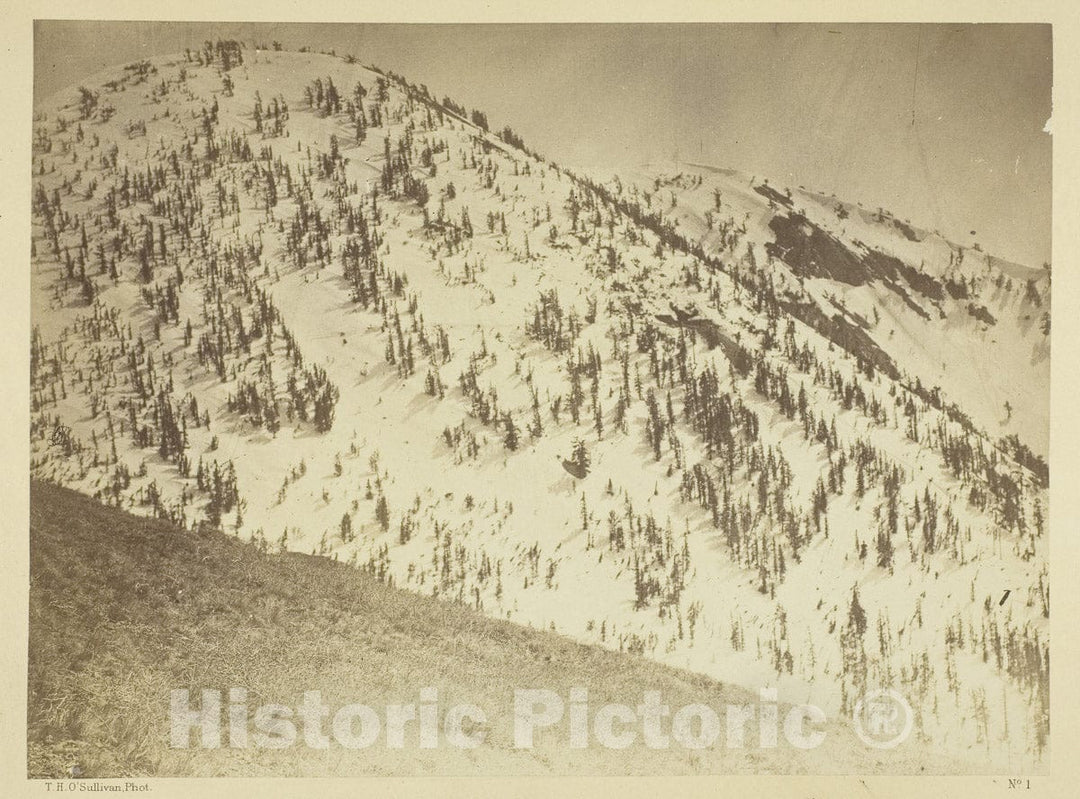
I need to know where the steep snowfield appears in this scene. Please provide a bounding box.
[30,47,1049,771]
[601,162,1050,459]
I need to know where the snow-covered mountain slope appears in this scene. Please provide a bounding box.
[29,45,1050,770]
[593,163,1050,460]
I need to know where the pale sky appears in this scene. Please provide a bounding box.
[35,22,1052,267]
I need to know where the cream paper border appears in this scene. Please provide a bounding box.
[2,3,1077,797]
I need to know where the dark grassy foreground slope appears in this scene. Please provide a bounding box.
[29,481,961,778]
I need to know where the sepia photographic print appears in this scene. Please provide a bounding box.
[9,8,1077,796]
